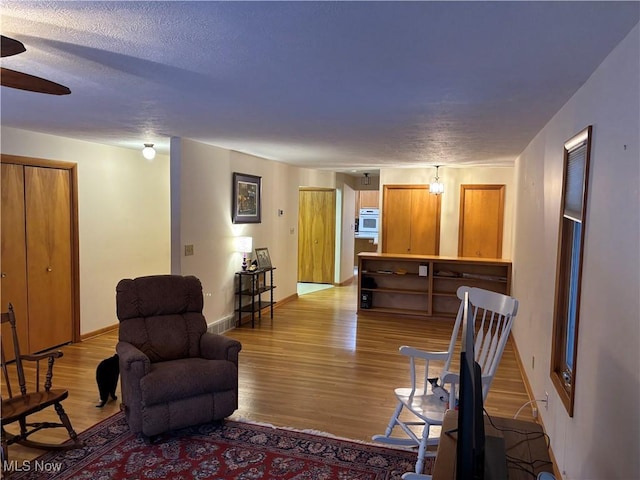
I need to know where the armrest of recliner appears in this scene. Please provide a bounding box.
[116,341,151,378]
[200,333,242,365]
[115,341,150,434]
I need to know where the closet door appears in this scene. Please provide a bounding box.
[298,188,336,284]
[382,187,412,253]
[382,185,440,255]
[409,188,441,255]
[25,166,73,352]
[1,163,30,359]
[458,184,505,258]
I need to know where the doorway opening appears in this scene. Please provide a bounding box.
[297,283,334,296]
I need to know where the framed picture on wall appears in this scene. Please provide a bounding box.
[255,247,272,269]
[232,172,262,224]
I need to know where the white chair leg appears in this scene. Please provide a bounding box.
[372,400,405,443]
[414,422,432,474]
[383,400,404,436]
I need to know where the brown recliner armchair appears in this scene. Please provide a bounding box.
[115,274,242,437]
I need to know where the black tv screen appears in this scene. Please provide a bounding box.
[456,291,485,480]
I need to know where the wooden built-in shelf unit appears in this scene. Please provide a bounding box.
[357,253,512,318]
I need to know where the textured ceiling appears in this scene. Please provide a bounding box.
[1,1,638,172]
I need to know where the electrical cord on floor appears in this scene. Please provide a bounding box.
[485,407,551,448]
[506,458,553,479]
[513,398,548,420]
[483,407,553,478]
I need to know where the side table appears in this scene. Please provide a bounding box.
[234,267,276,328]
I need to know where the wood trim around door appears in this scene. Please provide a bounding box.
[298,187,336,284]
[1,154,81,344]
[458,184,505,258]
[382,184,441,255]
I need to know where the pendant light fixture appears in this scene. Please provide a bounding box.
[429,165,444,195]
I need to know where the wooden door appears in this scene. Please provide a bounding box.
[383,185,441,255]
[298,189,336,284]
[458,184,505,258]
[409,188,441,255]
[25,166,74,352]
[382,187,412,253]
[1,164,30,359]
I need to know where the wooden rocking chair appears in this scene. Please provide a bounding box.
[372,286,519,476]
[1,303,82,460]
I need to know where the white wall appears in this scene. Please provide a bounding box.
[0,127,171,335]
[379,166,515,258]
[338,176,357,283]
[170,138,340,330]
[512,25,639,480]
[0,129,350,335]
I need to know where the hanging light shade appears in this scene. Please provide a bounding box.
[142,143,156,160]
[430,165,444,195]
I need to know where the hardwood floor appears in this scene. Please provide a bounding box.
[2,281,534,465]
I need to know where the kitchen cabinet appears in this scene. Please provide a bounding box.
[354,237,378,265]
[355,190,380,215]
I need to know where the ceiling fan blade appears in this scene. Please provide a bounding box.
[1,35,26,57]
[1,67,71,95]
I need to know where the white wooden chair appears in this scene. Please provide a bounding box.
[372,286,518,475]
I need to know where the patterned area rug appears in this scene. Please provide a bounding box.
[6,413,432,479]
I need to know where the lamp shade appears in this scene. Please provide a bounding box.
[235,236,253,253]
[429,181,444,195]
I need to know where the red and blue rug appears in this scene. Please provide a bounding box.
[6,412,432,479]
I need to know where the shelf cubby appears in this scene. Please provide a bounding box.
[358,253,511,319]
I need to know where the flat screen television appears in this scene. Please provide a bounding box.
[455,291,486,479]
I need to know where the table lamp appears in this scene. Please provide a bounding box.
[236,236,253,271]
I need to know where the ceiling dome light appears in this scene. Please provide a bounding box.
[142,143,156,160]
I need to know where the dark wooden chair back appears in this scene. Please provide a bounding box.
[2,304,34,399]
[1,303,81,461]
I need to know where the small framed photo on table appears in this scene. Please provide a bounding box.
[255,247,271,269]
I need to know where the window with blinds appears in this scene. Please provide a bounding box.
[551,126,592,417]
[564,142,587,222]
